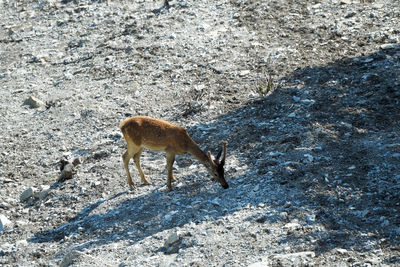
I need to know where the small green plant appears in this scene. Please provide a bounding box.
[257,73,274,96]
[255,55,277,97]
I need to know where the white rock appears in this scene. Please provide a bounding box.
[20,187,34,202]
[16,239,28,246]
[23,96,45,109]
[0,214,12,232]
[164,231,182,254]
[164,231,181,248]
[283,222,301,230]
[248,260,269,267]
[300,99,315,106]
[336,248,349,255]
[239,70,250,77]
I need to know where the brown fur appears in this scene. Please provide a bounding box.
[119,116,229,190]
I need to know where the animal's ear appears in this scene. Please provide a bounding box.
[215,148,223,162]
[207,151,214,165]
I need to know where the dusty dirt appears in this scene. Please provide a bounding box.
[0,0,399,266]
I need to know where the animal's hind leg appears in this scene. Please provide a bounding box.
[133,147,150,185]
[166,152,176,190]
[122,150,134,188]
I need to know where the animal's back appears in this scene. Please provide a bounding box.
[119,116,190,152]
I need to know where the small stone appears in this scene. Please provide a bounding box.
[211,198,221,206]
[292,96,300,103]
[93,150,109,159]
[59,163,74,181]
[34,185,51,200]
[0,214,12,232]
[300,99,315,106]
[248,260,269,267]
[366,257,381,265]
[23,96,45,109]
[60,250,83,267]
[392,153,400,158]
[303,154,314,163]
[381,219,389,227]
[20,187,34,202]
[72,156,81,166]
[268,151,282,157]
[164,232,180,247]
[239,70,250,77]
[372,3,384,9]
[307,214,316,222]
[164,231,182,254]
[336,248,348,255]
[283,222,301,230]
[273,251,315,264]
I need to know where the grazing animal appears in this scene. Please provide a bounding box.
[119,116,229,190]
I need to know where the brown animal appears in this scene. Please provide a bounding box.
[119,116,229,190]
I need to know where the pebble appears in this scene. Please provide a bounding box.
[239,70,250,77]
[0,214,12,232]
[59,163,74,181]
[23,96,45,109]
[20,187,34,202]
[272,251,315,264]
[283,222,301,231]
[211,198,221,206]
[59,250,83,267]
[164,231,182,254]
[336,248,349,255]
[248,260,269,267]
[34,185,50,200]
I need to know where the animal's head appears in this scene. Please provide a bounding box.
[207,141,229,189]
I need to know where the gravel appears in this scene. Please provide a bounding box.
[1,0,399,266]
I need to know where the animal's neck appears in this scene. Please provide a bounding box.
[187,140,210,167]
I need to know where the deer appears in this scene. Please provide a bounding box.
[119,116,229,190]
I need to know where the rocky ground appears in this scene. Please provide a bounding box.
[0,0,399,266]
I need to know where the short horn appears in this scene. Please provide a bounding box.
[221,141,227,165]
